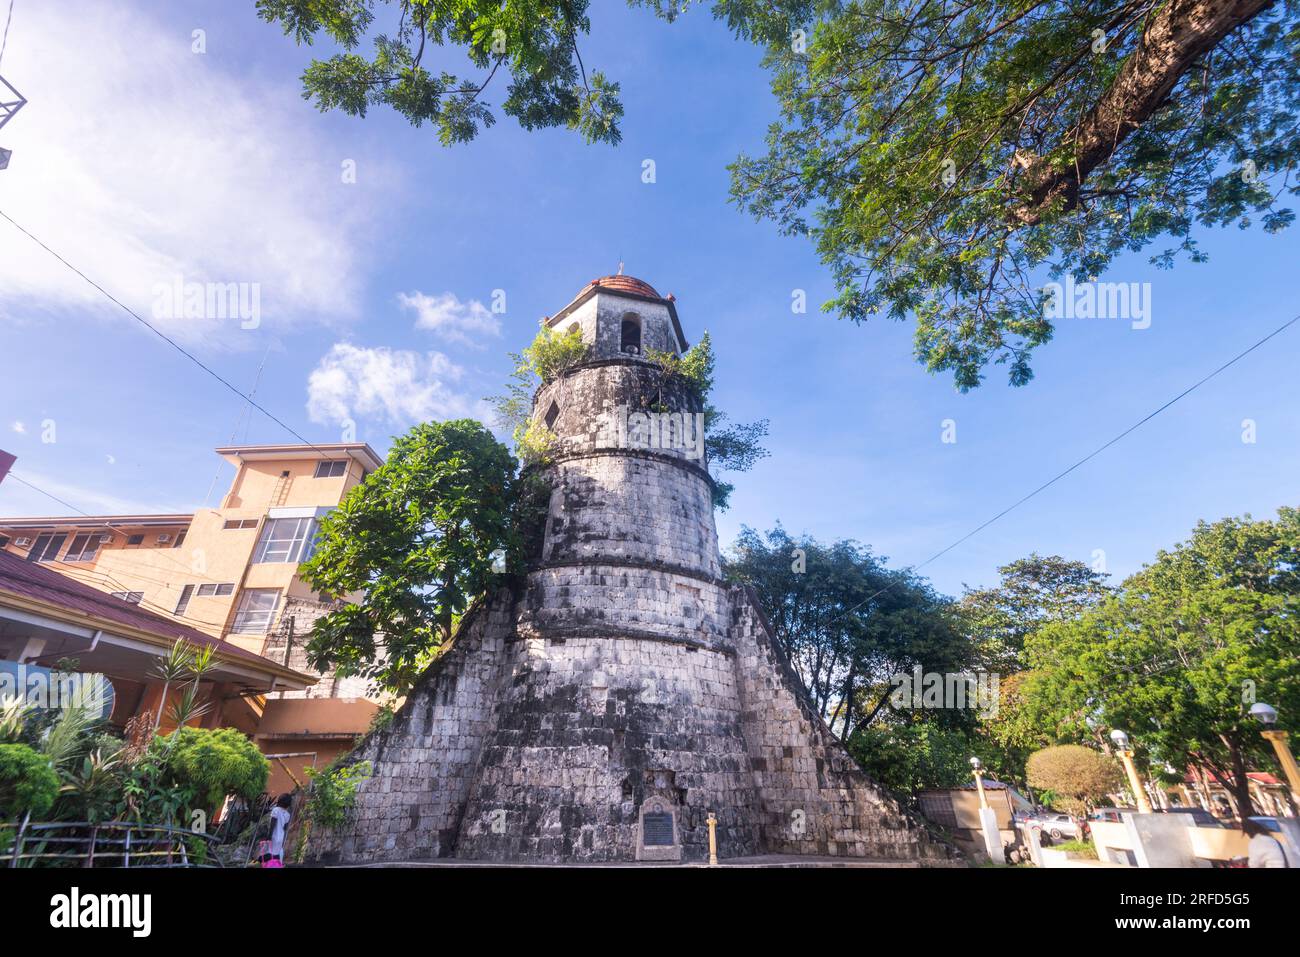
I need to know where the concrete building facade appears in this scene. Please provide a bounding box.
[0,443,384,790]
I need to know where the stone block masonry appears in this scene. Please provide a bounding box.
[307,276,955,865]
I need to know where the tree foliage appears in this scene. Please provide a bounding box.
[1021,508,1300,816]
[301,419,521,694]
[847,718,980,793]
[961,553,1112,671]
[725,0,1299,387]
[165,727,271,816]
[260,1,1298,387]
[486,323,588,467]
[256,0,623,145]
[647,332,770,509]
[0,743,59,820]
[1025,744,1124,816]
[726,524,971,738]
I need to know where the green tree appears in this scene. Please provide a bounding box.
[724,0,1298,387]
[847,718,980,794]
[961,554,1111,671]
[255,0,623,145]
[0,743,59,820]
[726,525,971,739]
[1025,744,1124,817]
[1022,508,1300,817]
[300,419,520,694]
[262,3,1299,388]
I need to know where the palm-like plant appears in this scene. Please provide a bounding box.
[165,684,212,734]
[0,697,31,743]
[151,640,195,732]
[41,704,94,774]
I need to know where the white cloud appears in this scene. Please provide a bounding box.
[2,470,184,516]
[10,422,24,434]
[399,291,501,345]
[0,2,392,344]
[306,343,485,428]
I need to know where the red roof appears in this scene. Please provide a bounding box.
[0,549,273,666]
[1183,770,1284,787]
[587,275,661,299]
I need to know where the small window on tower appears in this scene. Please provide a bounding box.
[620,313,641,355]
[544,401,560,430]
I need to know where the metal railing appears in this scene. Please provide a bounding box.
[1,817,225,868]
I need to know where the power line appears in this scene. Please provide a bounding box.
[0,209,331,457]
[813,311,1300,631]
[0,0,13,69]
[6,469,251,592]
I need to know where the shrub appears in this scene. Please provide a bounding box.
[165,727,270,814]
[304,760,372,830]
[1026,745,1124,818]
[0,743,59,820]
[520,322,588,383]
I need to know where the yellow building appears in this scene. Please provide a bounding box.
[0,443,385,791]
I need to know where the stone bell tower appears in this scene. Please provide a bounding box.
[313,276,954,865]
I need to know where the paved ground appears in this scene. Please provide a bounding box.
[344,854,959,868]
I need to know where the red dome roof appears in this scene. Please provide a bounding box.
[587,275,661,299]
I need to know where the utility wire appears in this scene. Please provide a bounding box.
[0,0,13,69]
[811,311,1300,633]
[0,209,331,458]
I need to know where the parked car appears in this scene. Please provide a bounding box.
[1089,807,1131,823]
[1038,813,1081,840]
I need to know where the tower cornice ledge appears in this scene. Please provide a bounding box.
[515,623,733,656]
[543,447,715,487]
[529,557,726,587]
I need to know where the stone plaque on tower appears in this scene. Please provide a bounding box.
[636,798,682,862]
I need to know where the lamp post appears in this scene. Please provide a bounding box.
[1251,703,1300,806]
[970,756,988,808]
[1110,730,1154,814]
[969,757,1001,862]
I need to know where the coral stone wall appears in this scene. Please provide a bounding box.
[454,632,761,862]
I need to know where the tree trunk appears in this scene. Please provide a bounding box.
[1223,735,1257,820]
[1013,0,1276,224]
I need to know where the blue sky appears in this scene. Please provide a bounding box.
[1,0,1296,598]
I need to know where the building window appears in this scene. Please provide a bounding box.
[126,534,144,546]
[314,460,348,478]
[232,589,280,634]
[252,517,318,564]
[222,519,258,530]
[110,591,144,605]
[544,401,560,430]
[0,536,9,548]
[196,583,234,597]
[620,313,642,355]
[25,534,67,563]
[63,534,101,563]
[172,530,187,548]
[175,584,194,616]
